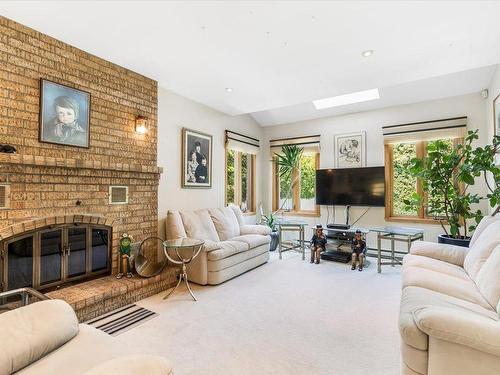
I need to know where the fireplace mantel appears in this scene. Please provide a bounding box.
[0,153,163,174]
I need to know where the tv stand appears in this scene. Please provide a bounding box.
[326,205,351,230]
[321,227,369,263]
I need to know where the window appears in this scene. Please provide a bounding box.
[273,151,320,216]
[225,149,256,214]
[385,138,460,222]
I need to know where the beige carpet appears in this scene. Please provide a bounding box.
[116,252,402,375]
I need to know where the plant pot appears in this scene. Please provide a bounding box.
[269,231,279,251]
[437,234,470,248]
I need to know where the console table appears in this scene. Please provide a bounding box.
[370,226,424,273]
[276,220,307,260]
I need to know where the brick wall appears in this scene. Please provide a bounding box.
[0,17,161,273]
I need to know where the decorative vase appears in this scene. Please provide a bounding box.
[437,234,470,248]
[269,231,279,251]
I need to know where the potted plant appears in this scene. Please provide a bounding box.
[262,212,279,251]
[259,144,304,251]
[405,130,500,247]
[274,144,304,212]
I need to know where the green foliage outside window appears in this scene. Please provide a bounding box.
[300,154,316,199]
[241,152,249,210]
[392,143,418,216]
[226,149,235,204]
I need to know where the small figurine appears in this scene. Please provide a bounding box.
[310,224,327,264]
[351,229,366,271]
[117,233,133,279]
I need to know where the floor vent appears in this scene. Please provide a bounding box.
[109,186,128,204]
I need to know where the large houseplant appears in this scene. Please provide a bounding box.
[404,130,500,246]
[260,145,304,250]
[274,144,304,212]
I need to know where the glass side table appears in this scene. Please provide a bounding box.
[369,226,424,273]
[162,238,204,301]
[275,220,308,260]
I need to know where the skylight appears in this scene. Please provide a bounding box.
[313,88,380,110]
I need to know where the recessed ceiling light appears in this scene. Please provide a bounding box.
[313,89,380,110]
[225,87,233,93]
[361,50,374,57]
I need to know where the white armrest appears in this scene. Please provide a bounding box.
[414,306,500,357]
[240,225,272,236]
[83,354,173,375]
[201,240,221,252]
[410,241,468,266]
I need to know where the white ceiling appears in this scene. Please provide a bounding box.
[1,1,500,126]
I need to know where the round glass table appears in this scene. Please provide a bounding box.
[162,238,204,301]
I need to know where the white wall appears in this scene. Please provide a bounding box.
[261,93,489,247]
[157,87,263,237]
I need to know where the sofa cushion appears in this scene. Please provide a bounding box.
[208,207,240,241]
[403,254,470,281]
[229,204,245,226]
[469,215,500,248]
[402,266,492,310]
[240,224,272,236]
[18,324,119,375]
[399,286,497,351]
[179,209,220,242]
[0,300,79,375]
[207,241,249,261]
[464,220,500,281]
[166,210,187,239]
[476,245,500,311]
[208,245,269,272]
[230,234,271,249]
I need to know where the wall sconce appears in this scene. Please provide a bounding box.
[135,116,147,134]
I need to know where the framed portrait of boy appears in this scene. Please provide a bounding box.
[39,79,91,148]
[182,127,212,188]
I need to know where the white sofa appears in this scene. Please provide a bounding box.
[399,216,500,375]
[166,205,271,285]
[0,300,172,375]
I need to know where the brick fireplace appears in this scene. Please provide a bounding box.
[0,17,177,319]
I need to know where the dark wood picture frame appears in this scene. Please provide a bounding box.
[181,127,213,189]
[39,78,91,148]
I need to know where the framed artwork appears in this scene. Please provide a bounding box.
[39,79,91,148]
[334,131,366,168]
[182,127,213,188]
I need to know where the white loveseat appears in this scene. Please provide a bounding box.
[0,300,172,375]
[166,205,271,285]
[399,216,500,375]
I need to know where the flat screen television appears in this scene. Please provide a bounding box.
[315,166,385,207]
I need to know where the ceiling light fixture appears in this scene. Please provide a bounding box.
[225,87,233,93]
[361,49,374,57]
[313,88,380,110]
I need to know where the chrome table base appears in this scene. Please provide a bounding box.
[163,262,197,301]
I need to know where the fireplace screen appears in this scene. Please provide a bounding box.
[1,224,111,292]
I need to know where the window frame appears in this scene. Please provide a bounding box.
[384,138,462,223]
[272,151,320,217]
[224,149,256,215]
